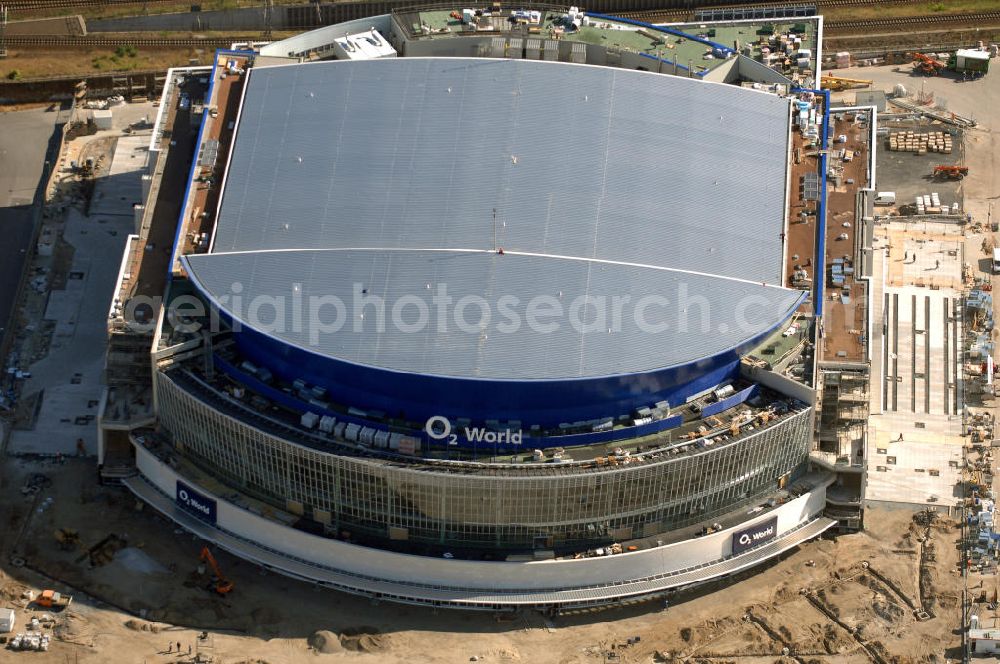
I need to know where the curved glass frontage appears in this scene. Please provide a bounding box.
[157,370,812,552]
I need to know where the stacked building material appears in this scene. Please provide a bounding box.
[887,130,952,154]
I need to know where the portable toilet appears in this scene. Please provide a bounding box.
[0,608,15,633]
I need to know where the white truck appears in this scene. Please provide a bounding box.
[874,191,896,206]
[992,248,1000,274]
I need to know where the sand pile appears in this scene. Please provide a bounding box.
[53,611,95,645]
[308,630,344,654]
[340,627,387,653]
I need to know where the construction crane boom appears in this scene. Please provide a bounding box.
[820,75,873,91]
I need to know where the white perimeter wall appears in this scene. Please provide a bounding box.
[135,442,826,592]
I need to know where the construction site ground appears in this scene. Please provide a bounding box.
[838,56,1000,655]
[831,63,996,226]
[0,456,968,663]
[874,122,965,216]
[3,101,155,457]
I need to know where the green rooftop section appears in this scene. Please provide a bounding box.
[747,315,811,368]
[669,18,820,75]
[395,6,733,74]
[393,7,819,82]
[566,17,722,73]
[405,9,470,37]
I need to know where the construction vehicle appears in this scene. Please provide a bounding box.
[911,52,945,75]
[53,528,80,551]
[199,546,234,595]
[949,48,990,75]
[820,75,873,91]
[933,164,969,179]
[35,590,72,610]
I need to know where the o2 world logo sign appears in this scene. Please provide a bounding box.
[424,415,523,446]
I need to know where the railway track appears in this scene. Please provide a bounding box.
[3,0,181,9]
[4,35,246,47]
[826,11,1000,32]
[0,0,968,15]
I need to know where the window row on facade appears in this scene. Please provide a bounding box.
[157,371,812,550]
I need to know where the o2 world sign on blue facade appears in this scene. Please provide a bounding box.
[176,480,217,525]
[731,516,778,556]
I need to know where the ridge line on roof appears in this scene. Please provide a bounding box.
[189,247,794,292]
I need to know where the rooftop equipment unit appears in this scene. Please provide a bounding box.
[713,385,736,401]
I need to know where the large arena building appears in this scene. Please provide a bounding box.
[99,7,845,610]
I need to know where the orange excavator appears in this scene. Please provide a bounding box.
[911,52,945,75]
[933,164,969,179]
[199,546,234,595]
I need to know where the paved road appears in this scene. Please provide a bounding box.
[0,207,35,348]
[0,107,63,358]
[0,107,62,208]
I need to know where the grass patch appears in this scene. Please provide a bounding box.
[90,45,140,70]
[0,48,199,80]
[114,45,139,59]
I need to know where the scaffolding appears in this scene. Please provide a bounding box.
[814,365,868,531]
[817,366,870,459]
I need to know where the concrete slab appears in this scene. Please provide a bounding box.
[866,220,966,508]
[9,205,134,456]
[43,275,86,338]
[90,134,149,219]
[866,434,963,507]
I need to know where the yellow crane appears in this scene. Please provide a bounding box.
[820,75,873,92]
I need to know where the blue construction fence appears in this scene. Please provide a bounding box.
[700,384,759,418]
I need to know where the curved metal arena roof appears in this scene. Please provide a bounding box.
[185,57,798,382]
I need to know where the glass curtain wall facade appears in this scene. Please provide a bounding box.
[157,370,812,551]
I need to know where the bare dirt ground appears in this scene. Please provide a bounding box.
[0,458,966,663]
